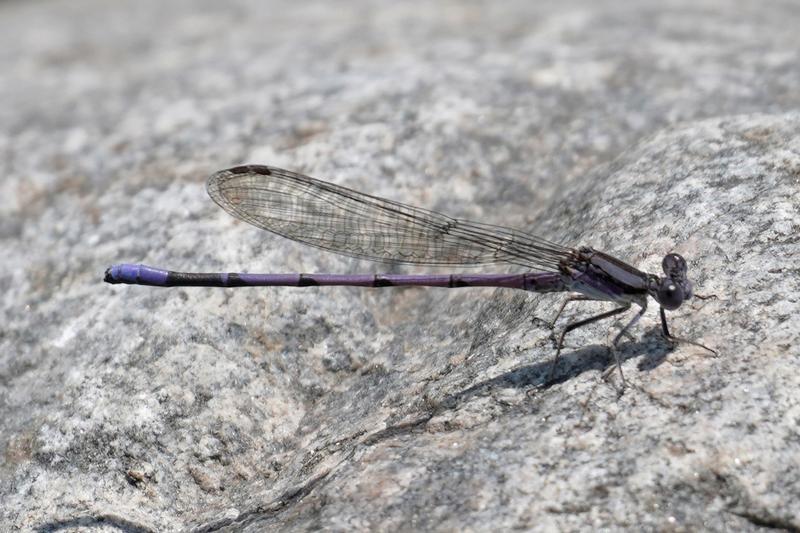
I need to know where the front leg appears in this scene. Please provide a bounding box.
[659,307,717,355]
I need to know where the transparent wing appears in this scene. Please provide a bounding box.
[207,165,571,271]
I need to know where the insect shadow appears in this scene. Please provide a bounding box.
[437,327,674,409]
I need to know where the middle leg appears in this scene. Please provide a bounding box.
[544,304,631,385]
[601,304,648,388]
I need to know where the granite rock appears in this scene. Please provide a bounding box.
[1,0,799,531]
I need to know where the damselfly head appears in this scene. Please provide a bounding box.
[652,253,693,310]
[655,278,685,310]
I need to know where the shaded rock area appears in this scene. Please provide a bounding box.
[1,0,799,531]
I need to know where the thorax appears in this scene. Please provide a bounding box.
[559,247,651,305]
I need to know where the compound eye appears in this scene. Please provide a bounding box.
[662,253,688,277]
[658,279,685,310]
[683,280,693,300]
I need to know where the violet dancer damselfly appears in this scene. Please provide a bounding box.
[105,165,716,386]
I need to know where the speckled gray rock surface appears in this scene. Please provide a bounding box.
[2,0,799,531]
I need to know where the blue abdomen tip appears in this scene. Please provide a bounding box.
[104,264,169,286]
